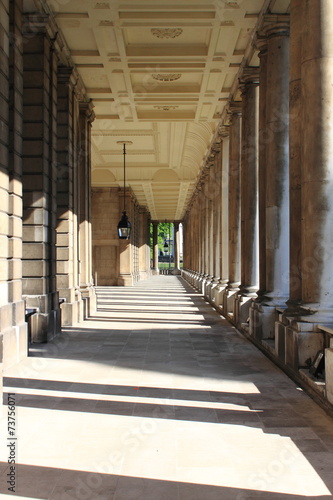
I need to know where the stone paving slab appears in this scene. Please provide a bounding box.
[1,276,333,499]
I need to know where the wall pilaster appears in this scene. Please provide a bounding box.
[138,208,150,280]
[0,0,28,377]
[78,101,96,317]
[22,14,60,342]
[56,67,82,325]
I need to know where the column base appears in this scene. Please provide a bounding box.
[224,284,240,319]
[194,272,204,291]
[172,268,181,276]
[139,270,150,280]
[284,323,324,371]
[1,300,28,368]
[152,268,160,275]
[249,300,277,341]
[117,274,134,286]
[0,320,28,419]
[80,284,97,319]
[60,301,80,326]
[234,293,254,329]
[204,276,215,300]
[209,278,220,304]
[215,281,228,312]
[326,348,333,405]
[202,275,212,297]
[24,292,61,343]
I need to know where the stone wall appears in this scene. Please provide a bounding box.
[92,187,151,286]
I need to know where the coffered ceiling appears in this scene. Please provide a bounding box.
[26,0,290,221]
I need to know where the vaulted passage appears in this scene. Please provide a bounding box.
[2,276,333,498]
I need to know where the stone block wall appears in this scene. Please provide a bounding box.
[21,14,60,341]
[92,187,120,286]
[0,0,28,379]
[92,187,151,286]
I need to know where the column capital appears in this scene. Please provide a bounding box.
[240,67,260,85]
[228,101,242,116]
[261,14,290,39]
[253,34,267,55]
[239,68,260,96]
[79,101,95,124]
[23,13,61,45]
[217,125,230,138]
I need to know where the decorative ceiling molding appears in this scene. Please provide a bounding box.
[154,105,179,111]
[151,28,183,39]
[152,73,182,82]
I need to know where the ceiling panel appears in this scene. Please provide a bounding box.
[24,0,288,221]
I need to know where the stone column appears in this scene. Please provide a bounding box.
[203,163,215,297]
[173,222,181,274]
[236,72,259,328]
[22,14,61,342]
[225,105,242,317]
[280,0,333,372]
[198,188,205,286]
[299,0,333,315]
[152,221,159,274]
[256,38,268,300]
[216,130,229,309]
[275,0,303,363]
[78,101,96,317]
[198,184,208,292]
[288,0,302,308]
[211,143,222,304]
[250,17,290,340]
[138,208,150,280]
[284,0,333,372]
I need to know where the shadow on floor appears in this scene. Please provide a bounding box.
[0,462,331,500]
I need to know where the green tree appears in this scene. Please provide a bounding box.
[150,222,173,257]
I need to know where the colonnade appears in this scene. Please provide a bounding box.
[182,1,333,408]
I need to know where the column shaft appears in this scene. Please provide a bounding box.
[174,222,181,274]
[227,109,242,290]
[288,0,302,306]
[138,208,150,280]
[152,222,159,274]
[219,135,229,294]
[257,40,268,297]
[301,0,333,311]
[78,102,96,316]
[240,79,259,295]
[236,76,259,326]
[264,20,290,304]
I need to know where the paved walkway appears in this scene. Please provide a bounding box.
[1,276,333,499]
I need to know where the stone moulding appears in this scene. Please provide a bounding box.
[153,105,179,111]
[152,73,182,82]
[151,28,183,39]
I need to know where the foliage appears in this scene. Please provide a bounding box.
[150,222,173,256]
